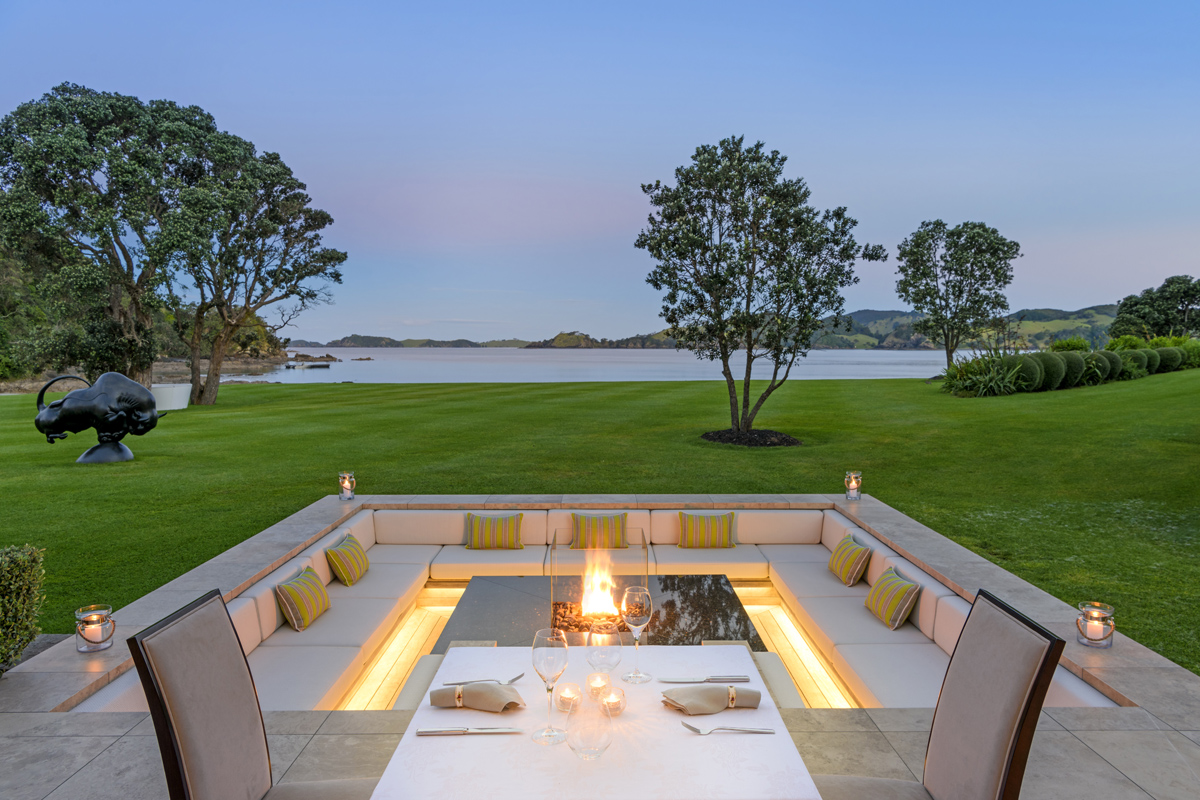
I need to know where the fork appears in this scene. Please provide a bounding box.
[681,721,775,735]
[442,672,525,686]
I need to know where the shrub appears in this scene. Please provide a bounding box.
[1031,351,1066,390]
[1050,336,1090,352]
[1123,349,1149,371]
[1149,335,1190,348]
[1105,334,1149,351]
[1182,339,1200,368]
[1143,347,1161,374]
[1119,350,1149,379]
[1097,349,1123,380]
[1083,351,1110,384]
[941,356,1020,397]
[0,545,45,673]
[1156,347,1183,372]
[1059,351,1086,387]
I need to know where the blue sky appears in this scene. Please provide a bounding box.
[2,1,1196,342]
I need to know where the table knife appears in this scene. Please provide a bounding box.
[416,727,524,736]
[657,675,751,683]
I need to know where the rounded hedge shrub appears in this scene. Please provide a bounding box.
[1084,351,1111,383]
[1124,349,1149,371]
[1050,335,1090,352]
[1143,348,1160,374]
[1016,355,1043,391]
[1031,351,1066,390]
[1098,349,1122,379]
[1060,350,1086,387]
[1157,347,1184,372]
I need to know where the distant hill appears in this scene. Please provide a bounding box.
[313,334,532,348]
[525,330,676,349]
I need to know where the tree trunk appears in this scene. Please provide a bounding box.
[720,353,740,431]
[197,334,230,405]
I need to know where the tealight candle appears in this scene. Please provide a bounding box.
[554,682,582,712]
[586,672,611,700]
[601,687,626,716]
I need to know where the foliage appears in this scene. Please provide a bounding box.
[1156,347,1183,373]
[1082,351,1110,384]
[1106,334,1149,351]
[940,355,1019,397]
[637,136,886,432]
[1119,350,1149,380]
[1182,339,1200,369]
[1109,275,1200,339]
[1148,334,1190,348]
[1142,348,1161,374]
[1097,350,1123,380]
[0,544,45,672]
[895,219,1021,369]
[1059,350,1086,387]
[1050,335,1090,352]
[1030,351,1066,390]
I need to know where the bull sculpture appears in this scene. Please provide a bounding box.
[35,372,167,464]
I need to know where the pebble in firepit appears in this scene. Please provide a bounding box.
[552,602,629,634]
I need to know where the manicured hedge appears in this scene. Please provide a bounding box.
[1084,351,1111,383]
[1098,350,1123,379]
[1060,351,1086,387]
[1143,348,1161,374]
[1124,349,1149,371]
[1157,347,1184,372]
[1032,351,1066,390]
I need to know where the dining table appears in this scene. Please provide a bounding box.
[370,644,820,800]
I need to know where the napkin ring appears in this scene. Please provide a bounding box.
[727,686,736,708]
[455,685,464,708]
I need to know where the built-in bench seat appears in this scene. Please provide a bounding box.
[77,504,1116,713]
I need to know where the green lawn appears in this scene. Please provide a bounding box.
[2,373,1198,673]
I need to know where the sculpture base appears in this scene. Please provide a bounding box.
[77,442,134,464]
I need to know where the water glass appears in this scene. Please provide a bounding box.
[586,620,622,674]
[566,697,613,760]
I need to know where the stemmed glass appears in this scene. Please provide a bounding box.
[620,586,653,684]
[586,620,623,675]
[531,628,569,745]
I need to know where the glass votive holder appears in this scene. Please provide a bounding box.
[845,471,862,501]
[554,682,582,712]
[600,687,626,717]
[1076,602,1115,648]
[585,672,611,700]
[75,604,115,653]
[338,471,356,500]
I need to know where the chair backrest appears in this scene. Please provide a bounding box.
[923,589,1064,800]
[128,589,272,800]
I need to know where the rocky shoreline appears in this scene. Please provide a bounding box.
[0,355,290,395]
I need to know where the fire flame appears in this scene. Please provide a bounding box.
[581,551,619,617]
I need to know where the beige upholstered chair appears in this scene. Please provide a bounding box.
[814,589,1065,800]
[128,589,379,800]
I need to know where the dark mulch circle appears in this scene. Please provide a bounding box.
[700,429,802,447]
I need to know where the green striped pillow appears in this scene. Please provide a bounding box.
[865,567,921,630]
[570,513,628,549]
[325,534,370,585]
[678,512,736,548]
[466,513,524,549]
[828,534,870,587]
[274,567,330,632]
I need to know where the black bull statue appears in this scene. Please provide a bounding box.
[35,373,167,463]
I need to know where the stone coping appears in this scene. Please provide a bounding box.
[3,494,1198,733]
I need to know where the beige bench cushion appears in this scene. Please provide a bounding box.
[325,562,426,603]
[392,654,445,710]
[649,509,823,545]
[225,596,263,654]
[365,544,443,573]
[300,530,353,585]
[547,509,651,545]
[258,597,409,662]
[243,558,311,641]
[651,543,768,579]
[932,595,973,656]
[339,509,377,548]
[820,509,864,550]
[247,645,363,710]
[788,596,929,659]
[880,555,957,639]
[545,546,656,576]
[771,561,870,600]
[374,510,469,545]
[756,544,832,564]
[430,546,549,579]
[831,642,950,708]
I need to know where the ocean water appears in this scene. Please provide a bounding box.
[223,347,949,383]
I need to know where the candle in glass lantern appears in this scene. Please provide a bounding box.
[338,471,355,501]
[1076,601,1114,648]
[586,672,611,700]
[845,471,862,501]
[554,682,582,712]
[601,687,626,716]
[80,615,106,643]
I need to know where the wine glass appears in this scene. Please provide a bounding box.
[620,586,653,684]
[566,696,613,760]
[586,620,623,675]
[531,628,569,745]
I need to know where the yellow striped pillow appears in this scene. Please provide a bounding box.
[570,513,628,549]
[677,512,735,548]
[865,567,921,630]
[325,534,370,586]
[274,567,330,631]
[828,535,870,586]
[466,513,524,549]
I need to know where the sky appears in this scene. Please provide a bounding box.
[1,1,1196,342]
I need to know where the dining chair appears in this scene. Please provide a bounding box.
[813,589,1065,800]
[128,589,378,800]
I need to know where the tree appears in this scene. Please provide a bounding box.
[0,83,220,386]
[636,136,886,434]
[894,220,1022,370]
[167,150,345,404]
[1108,275,1200,340]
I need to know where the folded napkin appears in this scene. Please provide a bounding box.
[429,683,525,713]
[661,685,761,716]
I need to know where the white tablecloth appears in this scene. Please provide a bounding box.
[372,645,819,800]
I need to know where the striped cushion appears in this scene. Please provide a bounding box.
[570,513,628,549]
[466,513,524,550]
[865,567,921,630]
[828,535,870,587]
[678,512,736,548]
[274,567,331,632]
[325,534,370,585]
